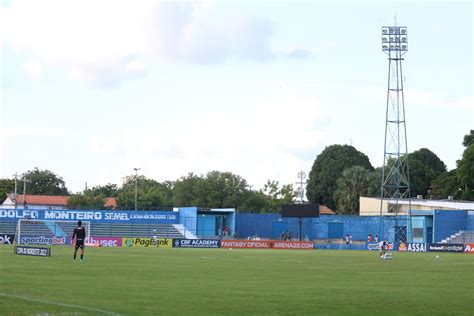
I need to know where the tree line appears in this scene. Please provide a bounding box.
[0,130,472,214]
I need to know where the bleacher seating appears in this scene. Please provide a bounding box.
[16,221,52,236]
[0,221,16,234]
[447,231,474,244]
[90,223,184,238]
[0,221,185,239]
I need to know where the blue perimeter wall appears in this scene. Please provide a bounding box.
[235,214,404,242]
[433,210,468,242]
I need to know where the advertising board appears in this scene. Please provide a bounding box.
[173,239,220,248]
[122,238,172,248]
[464,244,474,253]
[398,242,407,251]
[220,240,273,249]
[0,209,177,224]
[19,236,68,245]
[220,240,314,249]
[0,234,14,244]
[272,241,313,249]
[366,242,395,251]
[407,243,427,252]
[89,236,122,247]
[428,243,464,253]
[15,245,51,257]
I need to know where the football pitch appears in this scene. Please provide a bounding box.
[0,246,473,315]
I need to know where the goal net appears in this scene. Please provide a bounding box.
[14,219,91,246]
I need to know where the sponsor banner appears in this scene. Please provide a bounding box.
[89,236,122,247]
[19,236,68,245]
[398,242,407,252]
[173,239,220,248]
[0,210,39,220]
[1,234,15,244]
[273,241,313,249]
[220,240,314,249]
[428,243,464,253]
[221,240,273,249]
[122,238,172,248]
[15,245,51,257]
[0,209,177,224]
[407,243,427,252]
[366,242,395,251]
[464,244,474,253]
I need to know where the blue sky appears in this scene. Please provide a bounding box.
[0,0,472,193]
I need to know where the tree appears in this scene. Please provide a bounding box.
[240,190,271,213]
[88,183,119,197]
[409,148,446,175]
[22,167,69,195]
[456,144,474,200]
[429,170,462,200]
[462,130,474,147]
[0,178,15,203]
[409,159,438,198]
[200,171,249,208]
[333,166,376,214]
[67,192,106,210]
[408,148,446,198]
[172,173,206,207]
[117,175,173,209]
[306,145,373,209]
[261,180,297,212]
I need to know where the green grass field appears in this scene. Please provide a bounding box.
[0,245,473,316]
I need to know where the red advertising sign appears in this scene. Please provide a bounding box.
[398,242,407,252]
[464,244,474,253]
[221,240,273,248]
[220,240,313,249]
[272,241,314,249]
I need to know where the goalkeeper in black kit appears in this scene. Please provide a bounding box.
[72,220,86,261]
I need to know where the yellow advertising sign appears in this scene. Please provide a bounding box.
[122,238,172,248]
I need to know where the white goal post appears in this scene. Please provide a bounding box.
[14,219,91,246]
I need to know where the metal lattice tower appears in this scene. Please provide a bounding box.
[379,24,412,243]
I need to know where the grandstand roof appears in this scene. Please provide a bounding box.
[320,205,336,215]
[5,194,117,209]
[9,194,68,206]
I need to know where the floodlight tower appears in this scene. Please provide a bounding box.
[379,24,412,242]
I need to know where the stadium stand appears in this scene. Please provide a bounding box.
[16,221,52,236]
[443,230,474,243]
[0,221,16,234]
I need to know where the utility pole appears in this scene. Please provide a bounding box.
[133,168,140,211]
[22,175,30,209]
[13,172,18,210]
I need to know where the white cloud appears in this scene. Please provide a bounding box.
[1,1,293,86]
[21,61,43,79]
[82,94,329,189]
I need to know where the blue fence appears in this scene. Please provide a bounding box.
[1,209,473,243]
[235,213,406,242]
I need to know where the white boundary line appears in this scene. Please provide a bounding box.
[0,292,123,316]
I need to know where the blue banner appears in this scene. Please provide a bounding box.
[0,209,177,224]
[173,239,220,248]
[407,243,427,252]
